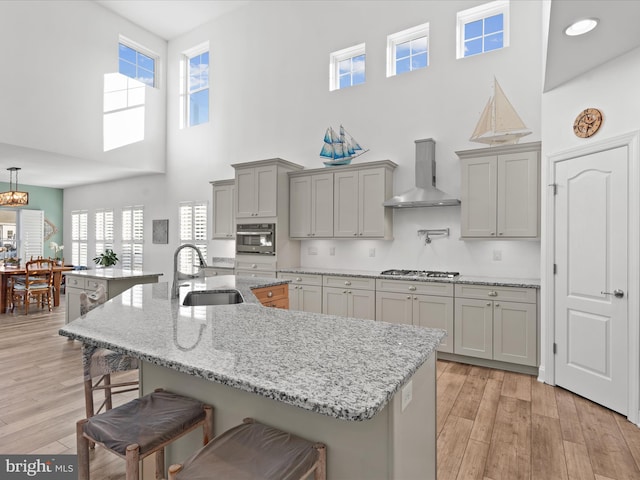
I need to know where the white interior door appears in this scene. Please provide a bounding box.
[554,145,628,415]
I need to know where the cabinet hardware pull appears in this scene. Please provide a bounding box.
[344,281,351,286]
[409,286,417,291]
[495,303,500,307]
[488,291,498,297]
[486,302,492,306]
[296,277,302,282]
[251,264,257,268]
[267,291,273,298]
[343,290,347,294]
[406,296,411,299]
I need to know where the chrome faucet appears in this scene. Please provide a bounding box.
[172,244,208,299]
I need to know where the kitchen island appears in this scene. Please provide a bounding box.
[59,276,445,479]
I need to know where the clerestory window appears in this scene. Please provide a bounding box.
[457,1,509,59]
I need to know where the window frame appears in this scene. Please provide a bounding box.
[180,42,210,128]
[121,205,144,271]
[178,201,208,276]
[118,36,160,88]
[456,0,509,59]
[329,43,366,91]
[71,210,88,267]
[387,23,430,77]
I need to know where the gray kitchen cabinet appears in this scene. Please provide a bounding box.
[333,162,396,239]
[454,284,537,366]
[375,279,454,353]
[323,275,375,320]
[210,179,235,239]
[289,172,333,238]
[457,142,540,238]
[232,158,303,219]
[277,272,323,313]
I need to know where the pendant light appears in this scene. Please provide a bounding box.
[0,167,29,207]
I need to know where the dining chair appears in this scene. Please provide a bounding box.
[10,258,54,314]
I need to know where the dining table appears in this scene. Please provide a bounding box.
[0,264,73,313]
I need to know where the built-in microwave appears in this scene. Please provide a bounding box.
[236,223,276,255]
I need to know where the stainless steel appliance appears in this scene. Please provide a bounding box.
[236,223,276,255]
[380,269,459,278]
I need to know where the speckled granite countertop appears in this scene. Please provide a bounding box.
[63,268,163,280]
[277,267,540,288]
[59,275,445,422]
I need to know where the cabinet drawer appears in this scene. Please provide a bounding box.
[65,275,83,289]
[203,267,234,277]
[455,284,536,303]
[235,257,277,272]
[277,272,322,286]
[323,275,375,290]
[85,278,107,292]
[376,278,454,297]
[252,283,288,302]
[236,270,277,279]
[261,298,289,309]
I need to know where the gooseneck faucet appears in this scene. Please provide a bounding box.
[172,244,208,299]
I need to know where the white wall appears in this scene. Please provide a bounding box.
[62,0,543,279]
[0,0,166,172]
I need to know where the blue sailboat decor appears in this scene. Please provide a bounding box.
[320,125,369,167]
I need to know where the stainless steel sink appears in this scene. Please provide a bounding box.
[182,290,243,306]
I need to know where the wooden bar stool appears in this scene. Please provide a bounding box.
[168,417,326,480]
[77,389,213,480]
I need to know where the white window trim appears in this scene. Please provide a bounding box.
[329,43,366,92]
[180,41,210,129]
[387,22,430,77]
[456,0,509,59]
[119,35,161,89]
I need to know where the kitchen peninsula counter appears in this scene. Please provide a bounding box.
[59,275,444,479]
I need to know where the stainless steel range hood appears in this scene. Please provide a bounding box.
[383,138,460,208]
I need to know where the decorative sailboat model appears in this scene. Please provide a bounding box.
[470,78,531,146]
[320,125,369,166]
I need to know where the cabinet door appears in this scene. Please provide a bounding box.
[323,286,349,317]
[212,183,235,239]
[288,284,300,311]
[460,156,497,237]
[349,289,376,320]
[255,165,277,217]
[493,301,537,366]
[235,169,256,218]
[497,151,539,237]
[289,175,312,238]
[359,168,386,238]
[66,288,82,324]
[454,298,493,359]
[333,171,359,237]
[413,295,454,353]
[311,173,334,237]
[299,285,323,314]
[375,291,413,325]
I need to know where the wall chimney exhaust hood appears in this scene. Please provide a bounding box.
[383,138,460,208]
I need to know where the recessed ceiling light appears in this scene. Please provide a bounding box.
[565,18,599,36]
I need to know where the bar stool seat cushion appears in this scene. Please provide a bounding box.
[174,421,320,480]
[83,390,206,457]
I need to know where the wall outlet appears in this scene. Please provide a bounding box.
[401,380,413,412]
[329,247,335,256]
[493,249,502,261]
[308,246,318,255]
[369,248,376,257]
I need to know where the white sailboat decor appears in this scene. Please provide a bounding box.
[320,125,369,166]
[470,78,532,146]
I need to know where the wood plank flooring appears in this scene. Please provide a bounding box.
[1,302,640,479]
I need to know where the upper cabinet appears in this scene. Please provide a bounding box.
[233,158,303,219]
[289,172,334,238]
[289,161,396,240]
[210,179,235,239]
[457,142,540,239]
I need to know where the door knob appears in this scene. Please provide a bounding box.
[601,289,624,298]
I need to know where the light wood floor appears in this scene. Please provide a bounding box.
[1,302,640,479]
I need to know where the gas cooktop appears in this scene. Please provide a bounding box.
[380,269,460,278]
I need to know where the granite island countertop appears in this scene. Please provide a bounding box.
[63,267,163,281]
[59,275,445,422]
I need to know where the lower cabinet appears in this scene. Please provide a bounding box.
[375,279,454,353]
[277,272,323,313]
[322,275,376,320]
[454,284,537,366]
[251,283,289,309]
